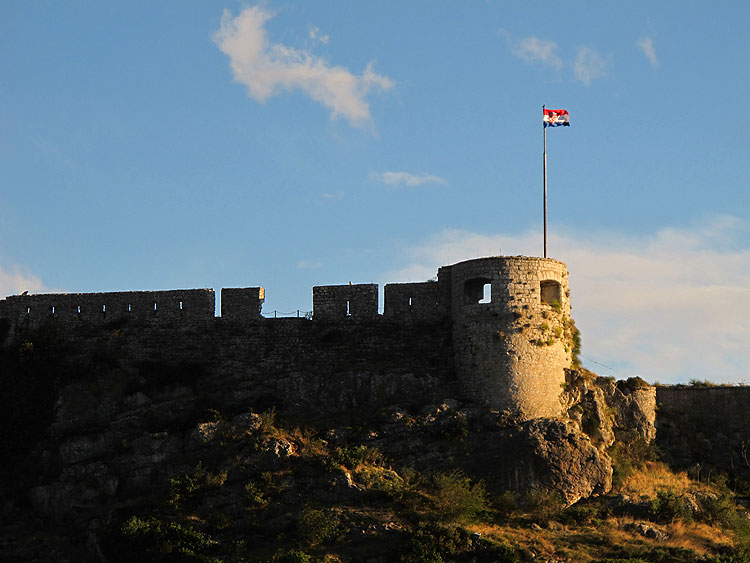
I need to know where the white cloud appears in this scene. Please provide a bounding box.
[371,171,446,187]
[0,263,47,299]
[381,217,750,385]
[309,26,329,45]
[501,31,611,84]
[297,260,323,270]
[511,35,563,71]
[636,36,659,68]
[574,46,610,85]
[213,6,394,127]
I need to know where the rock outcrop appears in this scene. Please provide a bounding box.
[499,418,613,505]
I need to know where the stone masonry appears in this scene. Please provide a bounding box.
[0,256,575,421]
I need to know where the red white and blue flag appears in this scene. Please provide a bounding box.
[543,108,570,127]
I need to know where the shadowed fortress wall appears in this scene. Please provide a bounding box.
[2,256,747,481]
[0,257,574,420]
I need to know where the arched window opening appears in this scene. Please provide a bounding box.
[540,280,562,307]
[464,278,492,305]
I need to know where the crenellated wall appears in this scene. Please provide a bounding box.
[0,256,577,421]
[312,283,379,320]
[0,289,215,330]
[383,281,445,321]
[220,287,265,320]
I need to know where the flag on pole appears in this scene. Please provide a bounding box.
[543,108,570,127]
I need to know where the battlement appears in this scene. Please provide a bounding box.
[0,289,216,328]
[0,256,575,421]
[220,287,265,321]
[312,284,379,321]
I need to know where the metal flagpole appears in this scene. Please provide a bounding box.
[543,105,548,258]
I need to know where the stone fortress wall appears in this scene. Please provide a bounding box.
[2,256,749,477]
[0,256,574,421]
[0,256,571,418]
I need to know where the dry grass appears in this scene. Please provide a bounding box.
[619,461,711,499]
[288,425,328,457]
[664,518,733,553]
[462,500,735,563]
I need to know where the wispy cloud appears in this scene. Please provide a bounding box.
[381,217,750,385]
[213,6,394,127]
[309,26,329,45]
[502,31,610,85]
[297,260,323,270]
[574,46,610,85]
[0,262,48,299]
[371,171,446,187]
[636,36,659,68]
[318,191,345,202]
[509,34,563,71]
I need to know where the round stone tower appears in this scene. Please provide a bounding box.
[447,256,574,420]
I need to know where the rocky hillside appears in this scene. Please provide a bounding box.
[1,324,750,562]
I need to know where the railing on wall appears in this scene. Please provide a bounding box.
[262,310,313,319]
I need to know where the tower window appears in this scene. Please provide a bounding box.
[540,280,562,306]
[464,278,492,304]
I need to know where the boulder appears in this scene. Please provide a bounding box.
[500,418,613,505]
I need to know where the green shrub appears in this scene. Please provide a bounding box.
[298,506,341,545]
[274,549,313,563]
[650,490,693,524]
[526,488,565,522]
[167,462,226,510]
[560,503,601,525]
[333,445,383,468]
[400,524,468,563]
[495,490,518,520]
[118,515,220,562]
[400,524,516,563]
[432,471,489,525]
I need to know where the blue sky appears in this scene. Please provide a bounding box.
[2,1,749,384]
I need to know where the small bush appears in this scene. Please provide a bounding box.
[333,445,383,469]
[298,506,341,545]
[559,502,601,525]
[274,549,313,563]
[400,524,516,563]
[258,407,277,435]
[650,490,693,524]
[525,488,565,522]
[495,490,518,520]
[117,515,220,562]
[432,470,489,525]
[168,462,226,510]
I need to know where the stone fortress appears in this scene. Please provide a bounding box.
[0,256,574,421]
[0,252,750,489]
[2,254,749,483]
